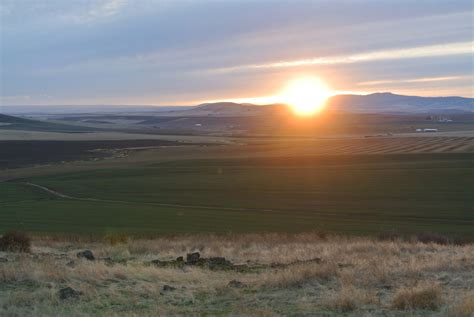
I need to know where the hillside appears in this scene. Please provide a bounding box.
[2,93,472,120]
[168,93,473,116]
[0,114,37,124]
[0,113,93,132]
[160,102,289,117]
[328,93,473,114]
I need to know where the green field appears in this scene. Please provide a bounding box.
[1,153,472,236]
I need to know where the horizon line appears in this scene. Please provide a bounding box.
[1,91,473,108]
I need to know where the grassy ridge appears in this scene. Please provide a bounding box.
[1,154,473,236]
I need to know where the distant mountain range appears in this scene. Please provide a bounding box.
[1,93,472,116]
[191,93,472,116]
[0,105,191,115]
[327,92,473,114]
[165,102,289,117]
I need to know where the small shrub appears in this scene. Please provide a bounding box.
[415,233,450,245]
[0,231,31,252]
[104,233,129,245]
[392,283,443,310]
[377,231,473,246]
[377,229,402,242]
[451,235,473,246]
[410,232,472,245]
[325,286,376,312]
[315,231,328,240]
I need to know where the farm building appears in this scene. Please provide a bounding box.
[415,128,439,132]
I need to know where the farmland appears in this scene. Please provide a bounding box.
[1,134,473,237]
[0,139,204,169]
[0,117,473,317]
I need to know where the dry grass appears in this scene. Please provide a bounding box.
[324,286,378,312]
[259,262,337,288]
[447,293,474,317]
[0,232,473,316]
[391,283,443,310]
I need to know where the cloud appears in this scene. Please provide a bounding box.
[0,0,128,27]
[1,0,473,104]
[60,0,127,24]
[358,75,470,86]
[212,42,473,73]
[1,95,31,101]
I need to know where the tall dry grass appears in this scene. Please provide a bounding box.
[0,232,472,316]
[324,286,378,312]
[447,293,474,317]
[391,283,443,310]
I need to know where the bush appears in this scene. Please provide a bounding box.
[325,286,377,312]
[415,233,450,245]
[0,231,31,252]
[392,283,443,310]
[450,235,473,246]
[413,233,473,245]
[378,230,473,245]
[377,229,402,241]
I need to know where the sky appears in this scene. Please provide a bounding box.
[0,0,473,106]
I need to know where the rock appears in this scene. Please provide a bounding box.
[59,287,82,300]
[228,280,247,288]
[206,257,233,270]
[305,257,322,264]
[76,250,95,261]
[233,264,250,272]
[186,252,201,265]
[151,253,236,270]
[271,257,322,269]
[151,258,185,268]
[101,257,128,266]
[150,259,167,267]
[162,285,176,292]
[0,257,8,263]
[66,260,76,268]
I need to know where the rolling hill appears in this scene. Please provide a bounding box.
[2,93,471,118]
[158,102,289,117]
[0,113,93,132]
[327,92,473,113]
[191,93,473,116]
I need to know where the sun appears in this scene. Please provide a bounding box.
[281,77,332,116]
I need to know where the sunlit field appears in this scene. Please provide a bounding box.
[2,148,472,237]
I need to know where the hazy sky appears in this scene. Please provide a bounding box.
[1,0,473,106]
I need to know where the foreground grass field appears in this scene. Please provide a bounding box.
[1,153,473,236]
[1,233,473,316]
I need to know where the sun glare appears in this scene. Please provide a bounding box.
[281,77,332,116]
